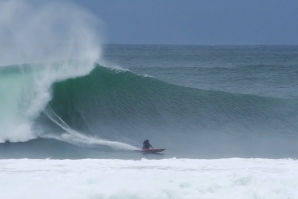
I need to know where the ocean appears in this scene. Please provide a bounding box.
[1,1,298,198]
[1,44,298,198]
[2,45,298,159]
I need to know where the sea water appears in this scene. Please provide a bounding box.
[1,1,298,198]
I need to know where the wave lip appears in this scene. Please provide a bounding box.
[0,0,102,143]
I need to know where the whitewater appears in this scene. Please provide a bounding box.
[1,158,297,199]
[1,0,298,198]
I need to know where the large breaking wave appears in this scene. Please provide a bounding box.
[2,64,298,159]
[0,0,101,143]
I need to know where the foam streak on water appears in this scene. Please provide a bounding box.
[0,158,297,199]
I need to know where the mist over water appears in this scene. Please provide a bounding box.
[0,0,101,143]
[0,0,101,65]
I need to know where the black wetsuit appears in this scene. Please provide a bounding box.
[143,140,152,149]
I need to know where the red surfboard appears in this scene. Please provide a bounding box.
[135,148,166,153]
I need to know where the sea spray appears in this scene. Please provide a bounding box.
[0,0,102,142]
[42,106,138,151]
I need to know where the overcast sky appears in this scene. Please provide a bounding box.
[74,0,298,45]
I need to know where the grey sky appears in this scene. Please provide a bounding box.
[75,0,298,45]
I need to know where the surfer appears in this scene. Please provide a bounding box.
[142,139,153,149]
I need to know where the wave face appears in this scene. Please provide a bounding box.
[9,65,293,159]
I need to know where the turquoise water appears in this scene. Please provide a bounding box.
[1,45,298,159]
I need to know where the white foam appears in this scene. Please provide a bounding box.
[43,106,138,151]
[45,132,138,151]
[0,0,102,143]
[0,158,297,199]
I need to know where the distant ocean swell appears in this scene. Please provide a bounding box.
[1,64,298,158]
